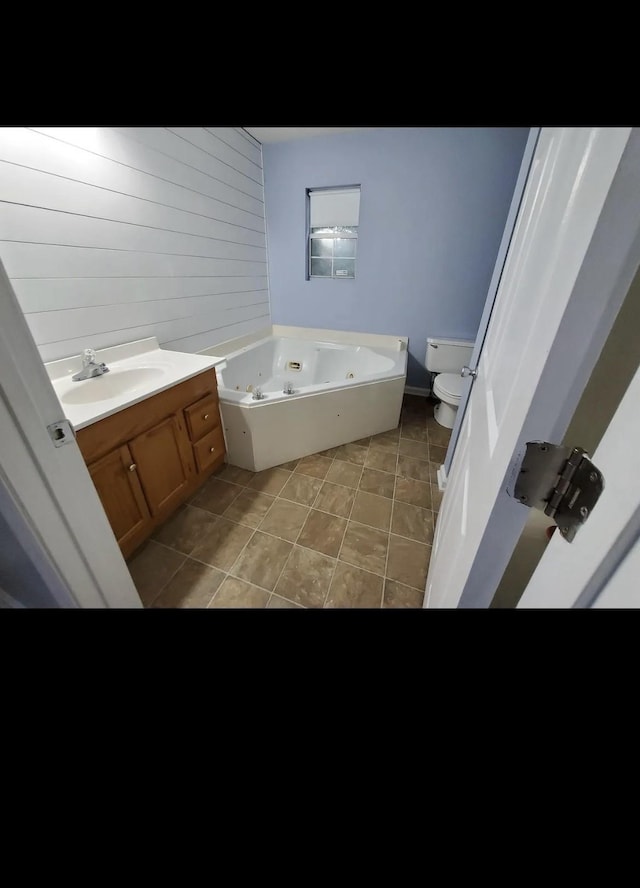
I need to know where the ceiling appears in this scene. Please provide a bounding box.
[243,127,380,144]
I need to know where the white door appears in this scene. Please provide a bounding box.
[425,127,640,608]
[518,360,640,607]
[0,260,141,608]
[444,127,540,476]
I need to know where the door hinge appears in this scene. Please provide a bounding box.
[47,419,76,448]
[511,442,604,543]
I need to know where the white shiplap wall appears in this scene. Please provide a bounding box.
[0,127,270,362]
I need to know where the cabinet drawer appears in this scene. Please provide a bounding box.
[184,393,219,441]
[193,425,225,473]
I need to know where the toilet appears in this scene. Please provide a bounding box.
[426,337,474,429]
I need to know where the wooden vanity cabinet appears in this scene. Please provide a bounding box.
[76,368,225,559]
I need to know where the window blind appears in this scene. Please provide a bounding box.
[309,187,360,228]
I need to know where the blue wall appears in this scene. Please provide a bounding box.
[263,127,529,386]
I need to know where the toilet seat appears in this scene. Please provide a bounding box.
[433,372,463,403]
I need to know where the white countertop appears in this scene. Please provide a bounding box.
[46,337,226,431]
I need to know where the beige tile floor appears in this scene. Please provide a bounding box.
[128,395,451,609]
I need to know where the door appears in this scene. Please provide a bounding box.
[0,260,141,608]
[130,415,194,516]
[444,127,540,477]
[518,360,640,607]
[88,444,151,556]
[425,127,640,608]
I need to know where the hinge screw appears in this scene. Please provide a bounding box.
[589,472,598,483]
[580,506,589,519]
[561,526,569,534]
[520,495,528,504]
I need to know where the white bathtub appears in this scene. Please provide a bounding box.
[216,330,408,472]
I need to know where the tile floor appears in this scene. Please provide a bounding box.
[128,394,451,609]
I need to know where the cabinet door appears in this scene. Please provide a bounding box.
[88,444,151,553]
[129,415,194,517]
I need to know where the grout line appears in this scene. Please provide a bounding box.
[383,575,429,603]
[146,551,233,608]
[220,488,277,526]
[205,570,225,608]
[144,537,189,557]
[153,552,189,602]
[223,525,261,582]
[268,592,304,609]
[263,589,306,609]
[383,575,430,591]
[203,507,265,593]
[306,473,328,513]
[204,479,246,512]
[207,571,274,608]
[220,474,310,597]
[382,445,400,607]
[206,576,224,607]
[135,542,188,607]
[267,537,300,604]
[324,449,368,607]
[257,472,333,606]
[268,452,342,607]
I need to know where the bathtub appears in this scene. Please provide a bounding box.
[215,329,408,472]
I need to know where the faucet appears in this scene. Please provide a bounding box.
[252,386,265,401]
[72,348,110,381]
[283,381,295,394]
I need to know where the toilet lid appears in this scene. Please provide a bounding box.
[434,372,463,401]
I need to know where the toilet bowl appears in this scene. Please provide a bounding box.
[426,337,475,430]
[432,372,463,429]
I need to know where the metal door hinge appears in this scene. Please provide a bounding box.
[511,442,604,542]
[47,419,76,447]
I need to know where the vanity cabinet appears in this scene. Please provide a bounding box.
[76,368,225,558]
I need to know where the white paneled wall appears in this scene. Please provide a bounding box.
[0,127,270,362]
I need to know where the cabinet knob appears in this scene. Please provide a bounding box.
[209,447,215,453]
[129,463,137,472]
[203,413,210,420]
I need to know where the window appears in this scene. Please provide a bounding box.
[308,186,360,279]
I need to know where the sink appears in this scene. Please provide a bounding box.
[60,367,166,405]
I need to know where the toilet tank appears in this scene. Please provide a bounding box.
[426,337,474,373]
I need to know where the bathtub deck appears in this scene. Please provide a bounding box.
[127,394,451,609]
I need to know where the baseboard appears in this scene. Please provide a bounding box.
[404,385,431,397]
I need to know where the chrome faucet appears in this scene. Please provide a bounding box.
[72,348,110,381]
[283,381,295,394]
